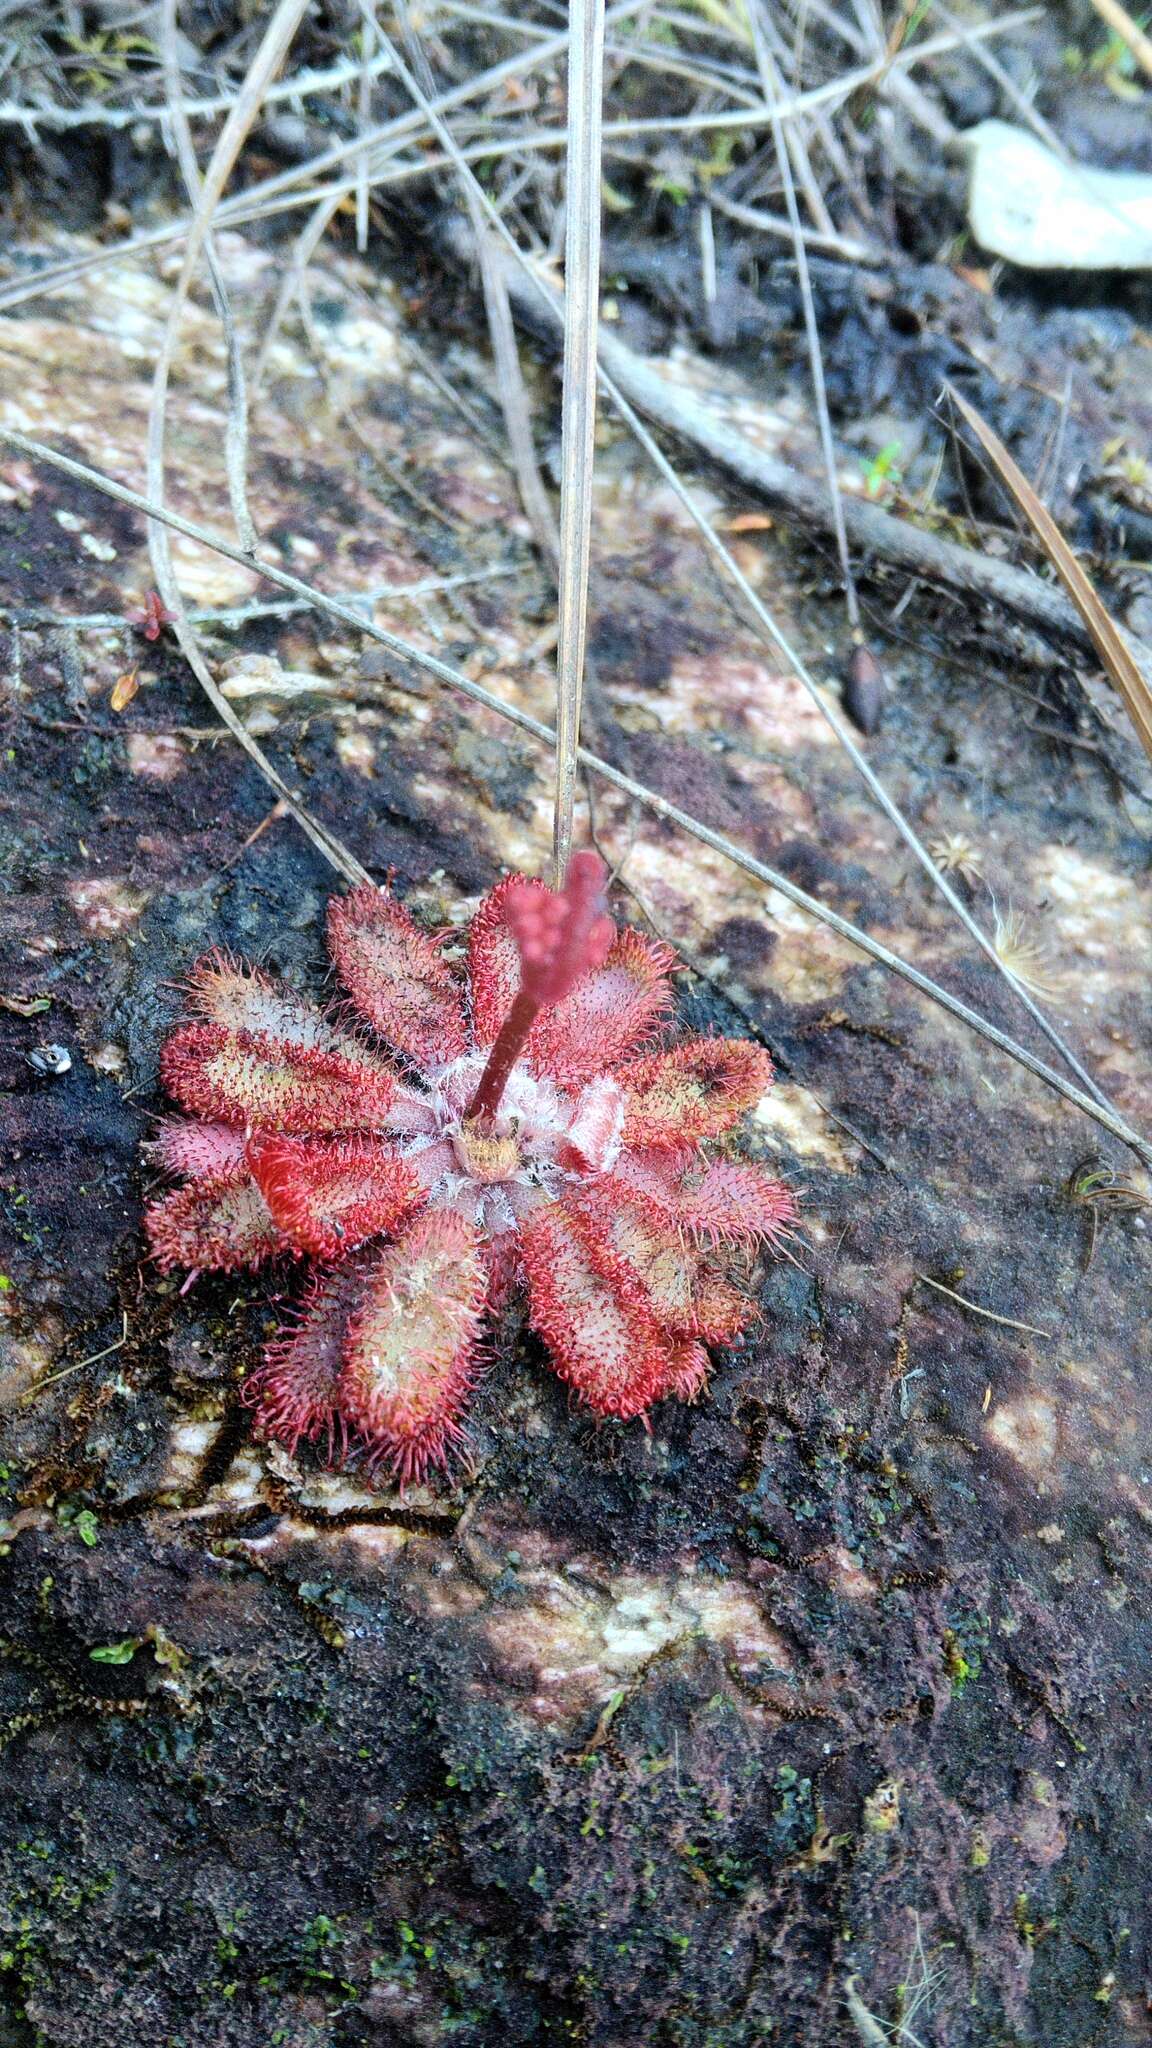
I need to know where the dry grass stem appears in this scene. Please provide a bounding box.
[570,314,1116,1112]
[928,0,1068,155]
[844,1915,951,2046]
[343,26,1112,1113]
[25,1313,130,1400]
[709,188,880,263]
[0,565,518,634]
[550,0,606,883]
[6,425,1149,1176]
[467,191,560,563]
[145,0,368,888]
[0,3,1033,323]
[0,49,398,129]
[157,0,256,554]
[749,2,860,630]
[356,0,379,253]
[250,189,346,396]
[949,385,1152,769]
[916,1276,1054,1341]
[1088,0,1152,81]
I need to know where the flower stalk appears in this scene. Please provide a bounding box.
[465,849,614,1122]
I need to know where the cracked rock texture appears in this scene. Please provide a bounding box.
[1,228,1151,2048]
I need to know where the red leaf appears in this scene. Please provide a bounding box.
[529,927,677,1086]
[566,1183,749,1344]
[149,1117,247,1182]
[246,1263,368,1458]
[616,1149,795,1248]
[340,1210,486,1483]
[184,952,353,1053]
[673,1161,797,1246]
[327,886,467,1071]
[618,1038,772,1148]
[161,1023,398,1133]
[247,1132,424,1258]
[145,1171,285,1273]
[649,1341,711,1404]
[520,1203,673,1419]
[129,590,173,640]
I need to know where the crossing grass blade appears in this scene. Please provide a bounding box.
[6,425,1150,1176]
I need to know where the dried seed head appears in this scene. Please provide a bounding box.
[928,832,984,886]
[992,906,1060,998]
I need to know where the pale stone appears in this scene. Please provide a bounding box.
[965,121,1152,270]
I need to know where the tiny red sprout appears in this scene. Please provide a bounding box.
[144,859,796,1486]
[128,590,173,641]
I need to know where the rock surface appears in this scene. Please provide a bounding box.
[1,227,1151,2047]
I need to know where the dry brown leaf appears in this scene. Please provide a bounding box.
[110,667,140,711]
[949,385,1152,768]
